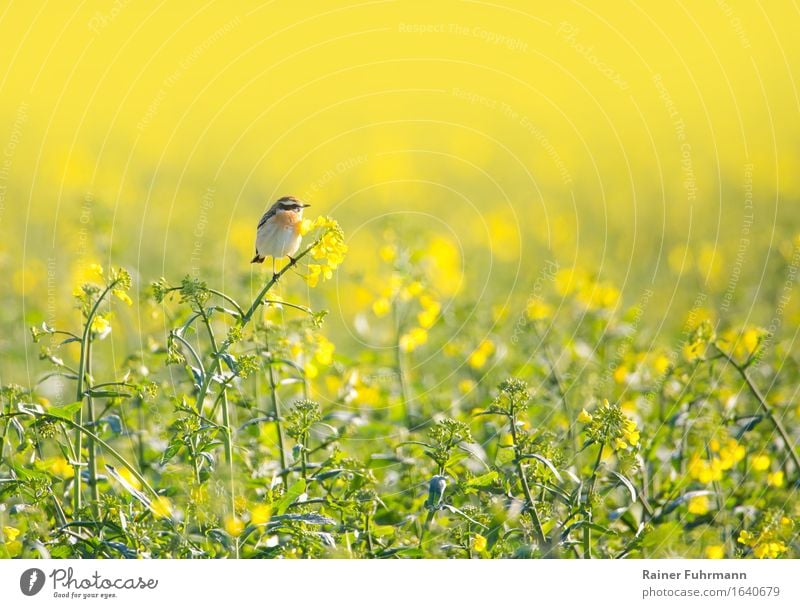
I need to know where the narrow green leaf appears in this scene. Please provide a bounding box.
[45,401,83,420]
[275,479,306,515]
[609,470,637,503]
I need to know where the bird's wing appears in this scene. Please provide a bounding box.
[257,207,276,228]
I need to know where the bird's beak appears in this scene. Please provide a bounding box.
[301,203,311,208]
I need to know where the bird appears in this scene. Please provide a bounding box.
[251,196,310,277]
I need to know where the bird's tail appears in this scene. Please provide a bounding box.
[251,253,265,264]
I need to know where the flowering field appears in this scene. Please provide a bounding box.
[1,2,799,559]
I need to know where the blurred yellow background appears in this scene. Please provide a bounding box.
[1,1,798,379]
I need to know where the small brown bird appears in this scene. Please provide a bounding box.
[251,196,310,276]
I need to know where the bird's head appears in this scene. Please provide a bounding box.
[273,196,310,216]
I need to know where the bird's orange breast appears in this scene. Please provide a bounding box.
[274,209,300,229]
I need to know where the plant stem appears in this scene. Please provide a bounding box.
[199,312,238,558]
[4,411,158,500]
[73,279,119,517]
[300,430,308,481]
[715,346,800,476]
[393,304,414,428]
[509,412,546,549]
[583,441,605,559]
[266,338,288,491]
[192,240,320,416]
[85,338,100,519]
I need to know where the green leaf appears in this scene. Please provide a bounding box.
[161,441,183,465]
[441,504,488,528]
[519,453,563,482]
[465,470,499,490]
[608,470,637,503]
[275,479,306,515]
[105,465,150,509]
[270,512,334,526]
[45,401,83,420]
[565,520,616,536]
[86,389,131,399]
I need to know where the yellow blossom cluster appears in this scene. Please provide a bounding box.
[578,399,639,452]
[687,494,712,516]
[300,217,348,287]
[468,338,495,369]
[688,438,745,483]
[555,267,619,311]
[1,526,22,557]
[738,519,792,559]
[717,326,766,363]
[370,262,443,353]
[705,545,725,559]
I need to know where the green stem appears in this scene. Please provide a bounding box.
[584,441,605,559]
[715,346,800,476]
[192,240,320,416]
[199,310,238,558]
[509,412,546,549]
[266,334,288,491]
[393,303,414,427]
[5,411,158,500]
[73,279,119,517]
[300,431,308,481]
[85,338,100,518]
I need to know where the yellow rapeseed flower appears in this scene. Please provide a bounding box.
[47,456,74,479]
[767,471,785,487]
[1,526,22,557]
[458,379,476,394]
[753,542,787,559]
[117,466,142,491]
[652,354,671,376]
[472,533,487,553]
[687,495,710,515]
[150,496,173,519]
[314,336,335,365]
[113,288,132,306]
[399,327,428,352]
[737,530,755,546]
[751,454,770,471]
[705,545,724,559]
[250,505,272,526]
[742,328,763,357]
[88,263,104,280]
[622,419,640,446]
[468,339,494,369]
[224,516,245,537]
[372,297,391,317]
[683,340,705,363]
[718,438,744,470]
[378,244,396,262]
[688,455,722,484]
[577,408,593,424]
[90,314,111,336]
[525,300,552,321]
[298,218,313,236]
